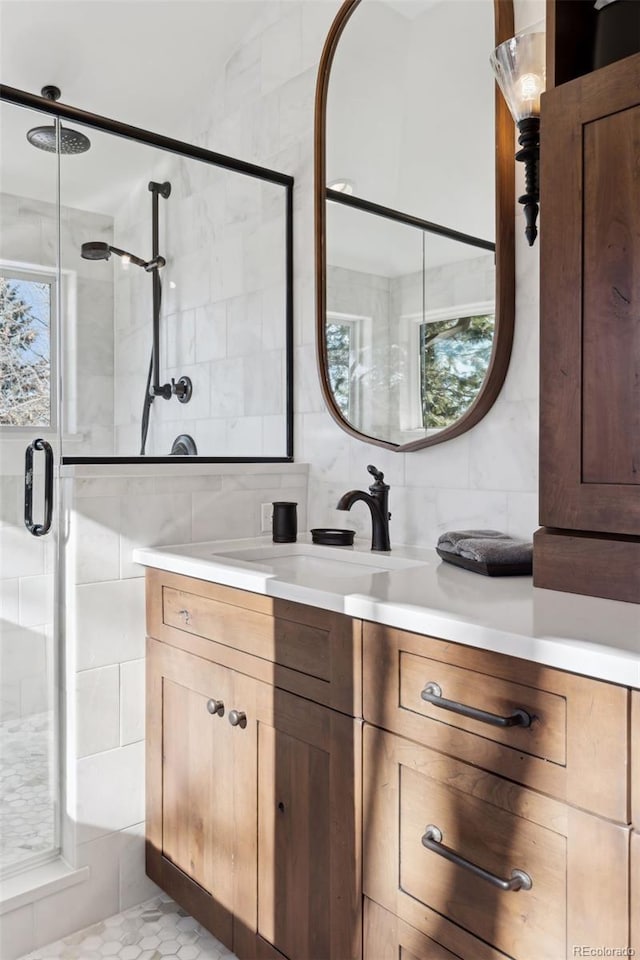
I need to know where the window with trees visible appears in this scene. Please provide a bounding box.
[0,270,55,428]
[327,317,360,419]
[419,313,494,430]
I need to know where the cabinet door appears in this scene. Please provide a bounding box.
[539,55,640,535]
[147,638,237,948]
[232,670,362,960]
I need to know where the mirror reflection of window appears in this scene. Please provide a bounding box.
[327,320,352,417]
[327,312,363,421]
[0,268,55,428]
[419,312,495,430]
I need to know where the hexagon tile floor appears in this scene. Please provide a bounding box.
[0,711,56,872]
[19,894,241,960]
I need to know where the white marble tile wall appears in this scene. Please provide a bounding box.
[0,462,308,960]
[110,146,289,458]
[0,440,56,724]
[180,0,542,547]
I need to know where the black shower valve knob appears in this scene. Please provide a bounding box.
[172,376,193,404]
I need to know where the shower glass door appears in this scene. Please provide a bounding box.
[0,99,61,875]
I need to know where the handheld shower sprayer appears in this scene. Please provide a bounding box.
[80,178,193,455]
[80,241,164,271]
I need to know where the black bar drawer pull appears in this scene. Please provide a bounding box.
[422,825,533,893]
[24,438,54,537]
[420,682,532,728]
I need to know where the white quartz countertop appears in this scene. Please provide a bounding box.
[133,536,640,689]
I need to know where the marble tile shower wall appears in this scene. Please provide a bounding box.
[0,464,308,959]
[179,0,540,546]
[0,194,114,722]
[111,152,287,458]
[0,472,54,723]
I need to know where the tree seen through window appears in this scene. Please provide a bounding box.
[0,274,53,427]
[420,314,494,430]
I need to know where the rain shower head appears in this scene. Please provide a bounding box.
[26,86,91,155]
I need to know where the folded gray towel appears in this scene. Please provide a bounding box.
[458,537,532,564]
[437,529,510,552]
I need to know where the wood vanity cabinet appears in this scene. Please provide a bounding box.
[361,623,632,960]
[534,4,640,602]
[144,568,636,960]
[145,570,362,960]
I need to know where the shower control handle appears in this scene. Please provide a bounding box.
[152,376,192,404]
[172,376,193,404]
[153,382,173,400]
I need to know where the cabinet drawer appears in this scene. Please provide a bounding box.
[364,898,508,960]
[364,726,630,960]
[162,582,330,680]
[400,650,565,764]
[146,568,361,715]
[363,622,629,821]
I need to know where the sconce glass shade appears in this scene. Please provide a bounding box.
[490,31,546,122]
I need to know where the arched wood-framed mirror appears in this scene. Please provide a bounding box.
[315,0,515,452]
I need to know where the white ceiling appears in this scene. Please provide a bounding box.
[0,0,267,215]
[0,1,265,133]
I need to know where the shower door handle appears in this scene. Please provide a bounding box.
[24,439,54,537]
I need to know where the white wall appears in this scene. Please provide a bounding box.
[179,0,540,550]
[110,155,289,458]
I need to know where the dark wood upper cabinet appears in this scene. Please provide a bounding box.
[534,1,640,604]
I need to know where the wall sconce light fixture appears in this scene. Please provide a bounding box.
[490,30,546,246]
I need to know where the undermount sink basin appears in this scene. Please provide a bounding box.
[212,542,425,580]
[133,537,432,609]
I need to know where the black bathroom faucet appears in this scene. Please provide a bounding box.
[337,464,391,551]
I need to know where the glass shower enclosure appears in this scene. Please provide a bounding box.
[0,82,293,881]
[0,98,62,876]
